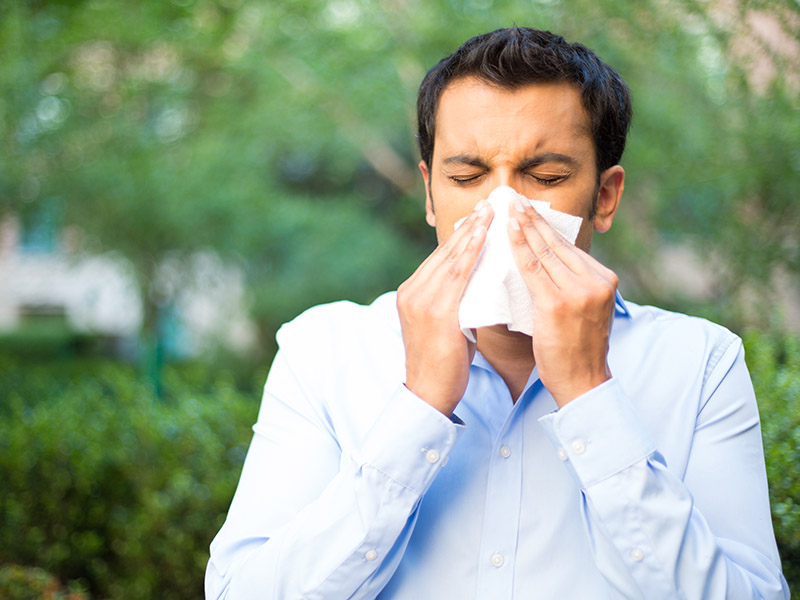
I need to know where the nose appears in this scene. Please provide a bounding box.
[484,170,524,197]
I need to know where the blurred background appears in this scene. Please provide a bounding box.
[1,0,798,597]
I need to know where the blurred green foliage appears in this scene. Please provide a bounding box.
[1,0,798,344]
[745,330,800,595]
[0,563,89,600]
[0,356,258,600]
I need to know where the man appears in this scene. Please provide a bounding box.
[206,27,788,599]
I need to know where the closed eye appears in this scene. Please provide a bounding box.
[449,173,485,186]
[527,173,569,185]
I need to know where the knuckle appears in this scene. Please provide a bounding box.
[544,296,566,314]
[447,263,463,280]
[511,235,529,250]
[396,291,409,311]
[445,247,460,263]
[523,257,542,273]
[398,291,424,315]
[602,283,616,304]
[575,290,593,310]
[538,246,556,262]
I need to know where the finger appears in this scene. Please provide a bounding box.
[509,199,576,289]
[511,198,618,288]
[398,221,489,337]
[523,207,619,289]
[507,214,559,296]
[413,201,493,285]
[437,222,489,303]
[568,245,619,288]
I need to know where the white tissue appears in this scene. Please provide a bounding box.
[457,186,583,341]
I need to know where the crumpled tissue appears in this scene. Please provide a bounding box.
[456,185,583,341]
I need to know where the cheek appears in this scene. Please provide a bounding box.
[430,190,482,239]
[434,216,459,244]
[543,180,598,220]
[573,220,595,252]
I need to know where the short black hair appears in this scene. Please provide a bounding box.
[417,27,632,174]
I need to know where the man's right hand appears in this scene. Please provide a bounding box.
[397,200,493,416]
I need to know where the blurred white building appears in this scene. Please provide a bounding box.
[0,213,257,357]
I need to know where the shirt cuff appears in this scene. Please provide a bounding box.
[537,378,657,489]
[354,384,465,496]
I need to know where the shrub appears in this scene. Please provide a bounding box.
[0,563,89,599]
[744,330,800,595]
[0,357,259,600]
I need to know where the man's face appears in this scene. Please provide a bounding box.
[419,77,620,252]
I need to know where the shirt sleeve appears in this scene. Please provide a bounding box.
[537,339,790,599]
[205,350,463,600]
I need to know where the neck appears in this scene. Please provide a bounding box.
[475,326,535,402]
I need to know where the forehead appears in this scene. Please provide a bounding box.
[433,77,593,160]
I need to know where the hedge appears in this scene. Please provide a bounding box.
[0,330,798,597]
[745,330,800,595]
[0,357,258,599]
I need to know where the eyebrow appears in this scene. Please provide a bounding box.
[442,152,577,169]
[518,153,577,169]
[442,154,488,168]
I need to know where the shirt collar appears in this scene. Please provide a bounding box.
[614,290,631,318]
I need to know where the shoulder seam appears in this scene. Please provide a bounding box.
[702,333,741,388]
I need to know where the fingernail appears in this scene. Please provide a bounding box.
[473,200,486,213]
[514,198,527,213]
[510,218,521,231]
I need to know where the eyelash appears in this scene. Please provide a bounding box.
[529,173,568,185]
[449,173,568,186]
[450,174,483,186]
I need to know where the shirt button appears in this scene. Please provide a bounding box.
[365,549,378,561]
[490,553,504,567]
[425,450,440,464]
[631,548,644,562]
[557,447,568,461]
[571,440,586,455]
[499,445,511,459]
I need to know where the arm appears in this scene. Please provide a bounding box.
[538,344,788,599]
[508,199,788,598]
[205,351,461,600]
[206,200,493,599]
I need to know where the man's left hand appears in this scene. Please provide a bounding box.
[507,198,618,408]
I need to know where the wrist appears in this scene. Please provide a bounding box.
[551,370,612,409]
[403,382,458,417]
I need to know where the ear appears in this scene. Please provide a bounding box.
[419,160,436,227]
[593,165,624,234]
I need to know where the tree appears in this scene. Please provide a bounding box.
[1,0,798,359]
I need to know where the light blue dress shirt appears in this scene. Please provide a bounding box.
[206,291,789,599]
